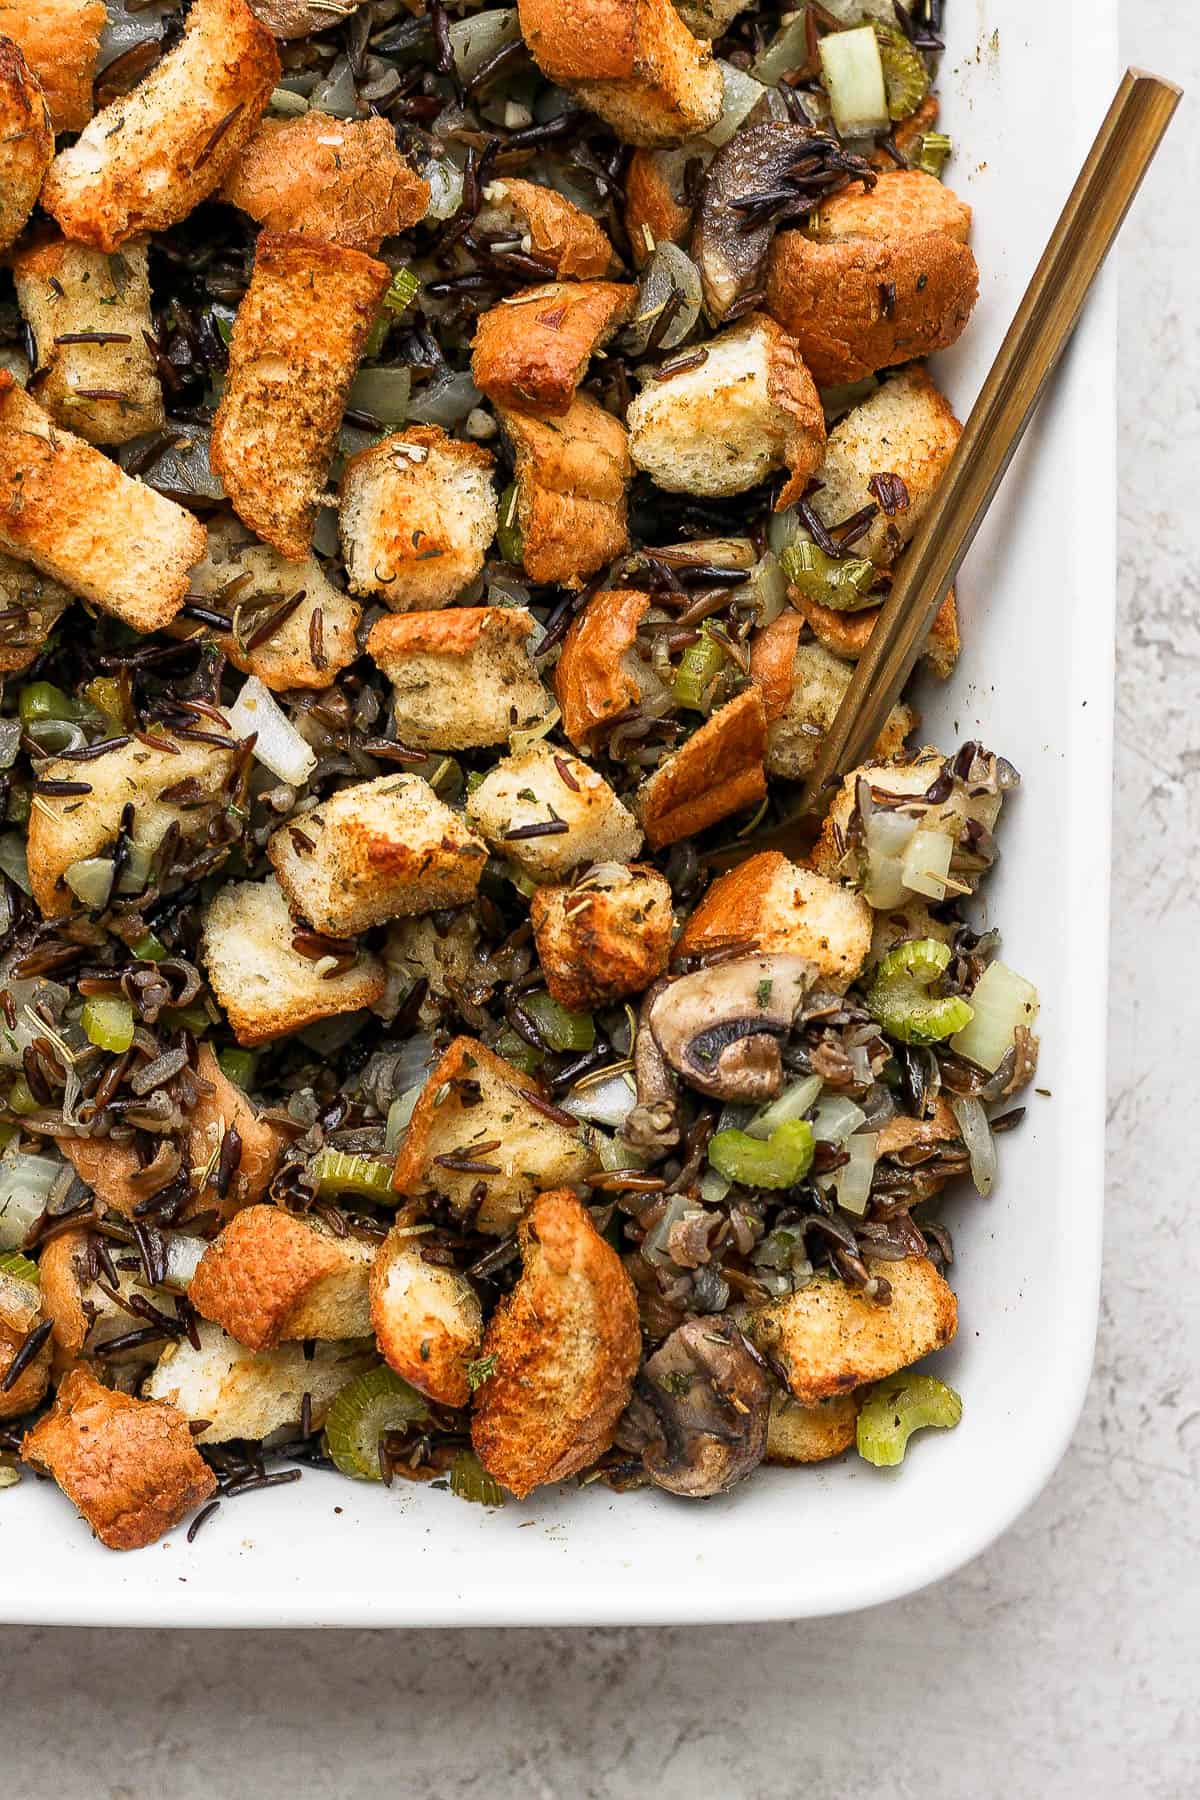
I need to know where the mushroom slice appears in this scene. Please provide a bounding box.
[617,1316,772,1497]
[648,953,817,1102]
[625,976,682,1156]
[250,0,368,37]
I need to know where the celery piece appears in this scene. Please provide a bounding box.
[81,996,135,1054]
[780,539,877,612]
[874,21,930,121]
[0,1250,40,1289]
[82,676,127,725]
[708,1119,815,1190]
[856,1374,962,1467]
[495,1026,544,1075]
[914,131,952,180]
[671,625,727,711]
[162,1003,211,1036]
[7,1077,38,1117]
[449,1448,505,1506]
[382,266,421,315]
[132,932,168,963]
[949,961,1040,1073]
[18,682,80,727]
[324,1366,429,1480]
[866,938,974,1046]
[310,1148,395,1200]
[217,1047,259,1090]
[496,482,524,565]
[522,992,595,1054]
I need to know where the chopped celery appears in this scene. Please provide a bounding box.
[217,1047,259,1090]
[866,939,974,1046]
[671,626,726,711]
[780,539,877,612]
[362,312,391,361]
[522,992,595,1053]
[18,682,80,727]
[0,1123,15,1153]
[82,676,127,725]
[7,1077,38,1117]
[819,24,888,137]
[949,962,1040,1072]
[494,1026,544,1074]
[162,1003,211,1035]
[856,1374,962,1467]
[449,1448,505,1506]
[708,1119,815,1190]
[0,1250,40,1288]
[382,265,421,315]
[914,130,952,179]
[132,932,168,963]
[310,1148,395,1200]
[810,1094,866,1145]
[324,1366,429,1480]
[81,996,135,1054]
[874,21,930,120]
[496,482,524,565]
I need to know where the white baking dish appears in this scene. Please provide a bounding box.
[0,0,1118,1626]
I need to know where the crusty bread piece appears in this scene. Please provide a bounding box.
[466,740,642,881]
[267,774,488,936]
[531,862,672,1010]
[338,425,497,610]
[0,38,53,255]
[627,313,825,506]
[0,374,206,633]
[22,1368,216,1550]
[145,1320,375,1444]
[370,1224,483,1408]
[366,607,553,751]
[201,876,387,1047]
[379,911,480,1027]
[795,585,959,682]
[875,1093,962,1162]
[223,111,429,251]
[815,168,971,246]
[554,587,653,747]
[38,1227,166,1368]
[26,732,236,920]
[0,552,72,673]
[624,146,697,266]
[635,686,767,849]
[183,511,361,691]
[189,1205,373,1350]
[472,281,635,416]
[750,617,915,780]
[808,367,961,568]
[809,746,1006,889]
[471,1188,641,1497]
[750,1257,957,1405]
[0,1260,51,1420]
[0,0,106,135]
[41,0,278,251]
[499,391,631,586]
[212,233,389,560]
[676,852,872,991]
[392,1036,599,1236]
[478,178,618,280]
[765,1391,859,1464]
[519,0,722,147]
[13,235,164,447]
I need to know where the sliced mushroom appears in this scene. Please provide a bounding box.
[617,1316,772,1497]
[250,0,367,37]
[625,977,682,1156]
[693,123,875,324]
[648,954,816,1102]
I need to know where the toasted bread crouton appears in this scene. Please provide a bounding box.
[750,1256,956,1404]
[875,1093,962,1163]
[189,1205,372,1350]
[677,852,872,990]
[624,146,696,265]
[519,0,722,147]
[0,1,106,135]
[626,313,825,505]
[144,1320,375,1444]
[532,862,672,1010]
[223,111,429,251]
[392,1036,599,1235]
[750,617,915,780]
[0,39,52,255]
[379,911,480,1027]
[498,389,631,587]
[466,741,642,881]
[808,367,961,568]
[38,1226,179,1369]
[478,178,618,280]
[815,168,972,247]
[635,687,767,849]
[268,774,488,936]
[366,607,552,751]
[338,425,496,609]
[765,1391,858,1464]
[0,1257,51,1419]
[370,1224,482,1407]
[810,746,1007,891]
[473,281,635,416]
[212,233,389,561]
[183,512,361,690]
[13,236,164,447]
[0,553,71,673]
[0,375,206,633]
[26,732,236,920]
[201,876,387,1046]
[554,587,656,748]
[471,1188,640,1497]
[41,0,278,251]
[22,1368,216,1549]
[795,585,959,682]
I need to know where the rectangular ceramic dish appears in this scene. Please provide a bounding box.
[0,0,1118,1626]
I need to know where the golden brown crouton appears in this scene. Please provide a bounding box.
[750,1257,957,1405]
[392,1036,599,1236]
[478,178,618,280]
[0,1256,51,1420]
[519,0,722,147]
[366,607,553,750]
[809,745,1008,890]
[189,1205,372,1351]
[531,862,673,1010]
[0,0,106,135]
[41,0,278,251]
[816,168,972,247]
[201,876,387,1046]
[13,235,164,447]
[765,1391,859,1464]
[267,774,488,936]
[627,313,825,506]
[794,586,960,682]
[635,686,767,849]
[466,740,642,882]
[22,1367,217,1550]
[370,1224,482,1408]
[624,146,696,265]
[875,1094,962,1162]
[471,1187,641,1497]
[212,233,389,560]
[0,553,71,673]
[223,111,429,251]
[676,852,872,990]
[498,389,631,587]
[554,587,655,748]
[0,38,52,255]
[145,1322,374,1444]
[472,281,635,416]
[0,375,206,634]
[749,616,915,780]
[37,1227,142,1368]
[338,425,497,609]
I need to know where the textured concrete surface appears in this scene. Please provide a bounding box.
[4,7,1198,1796]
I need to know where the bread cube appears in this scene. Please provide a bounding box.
[223,112,429,251]
[0,0,106,135]
[519,0,722,147]
[338,426,497,609]
[635,687,767,848]
[189,1205,373,1350]
[676,851,872,990]
[144,1320,375,1444]
[498,391,631,586]
[466,740,642,881]
[531,862,672,1010]
[0,38,53,255]
[765,1391,859,1464]
[750,617,915,780]
[472,280,635,416]
[478,178,618,280]
[366,607,552,750]
[370,1224,483,1408]
[554,587,656,747]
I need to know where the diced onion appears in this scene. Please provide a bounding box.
[949,1095,997,1196]
[509,703,561,755]
[864,807,919,908]
[706,62,768,147]
[424,158,466,222]
[64,857,116,909]
[597,1131,650,1172]
[561,1068,637,1130]
[751,14,815,85]
[0,834,31,895]
[746,1073,823,1140]
[902,826,953,901]
[811,1094,867,1145]
[162,1236,208,1293]
[642,1194,698,1266]
[227,677,317,786]
[385,1085,422,1152]
[407,368,482,429]
[309,57,358,120]
[820,0,900,21]
[819,25,889,137]
[698,1168,731,1206]
[449,9,521,81]
[269,87,309,115]
[0,719,21,770]
[950,962,1040,1072]
[833,1131,878,1217]
[0,1149,62,1252]
[348,366,411,426]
